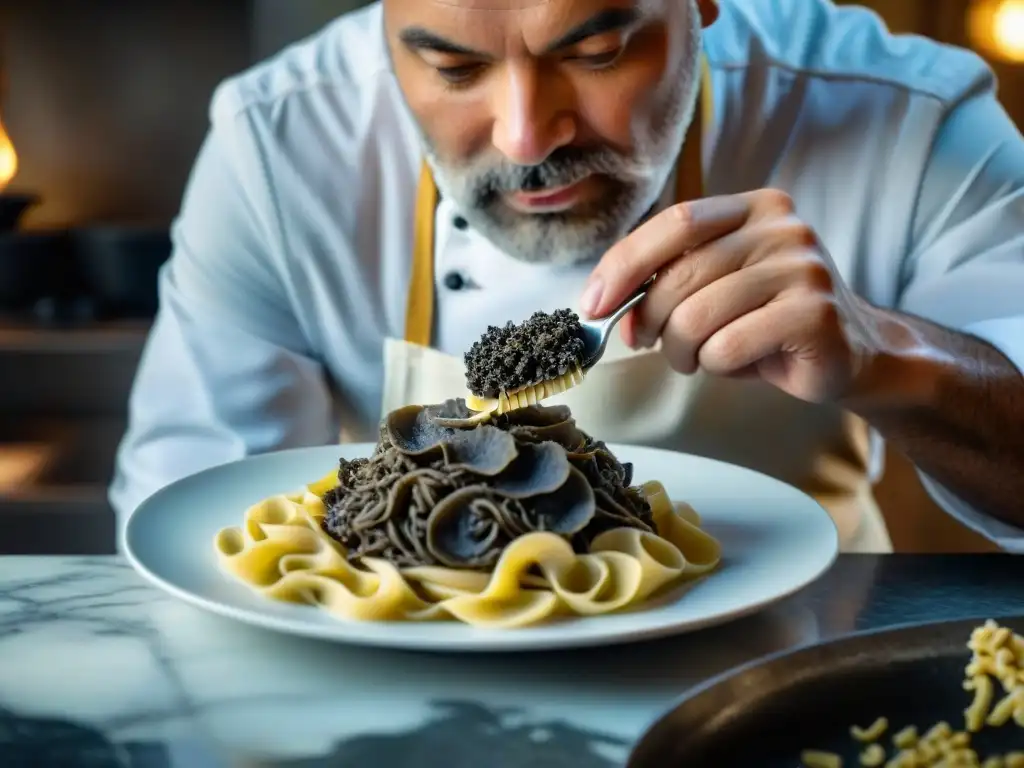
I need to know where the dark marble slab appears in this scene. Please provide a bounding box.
[0,555,1020,766]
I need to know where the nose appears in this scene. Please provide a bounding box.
[491,63,576,167]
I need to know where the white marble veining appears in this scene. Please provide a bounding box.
[0,556,886,766]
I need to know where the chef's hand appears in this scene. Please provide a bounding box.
[579,190,884,405]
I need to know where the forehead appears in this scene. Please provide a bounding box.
[385,0,657,52]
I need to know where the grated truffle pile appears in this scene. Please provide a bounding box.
[464,308,586,399]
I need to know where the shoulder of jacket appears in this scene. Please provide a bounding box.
[207,2,390,127]
[706,0,994,106]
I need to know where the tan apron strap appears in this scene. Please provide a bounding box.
[405,160,439,346]
[675,56,712,204]
[406,55,714,346]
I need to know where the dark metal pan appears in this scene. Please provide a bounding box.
[0,229,72,311]
[628,615,1024,767]
[72,225,171,318]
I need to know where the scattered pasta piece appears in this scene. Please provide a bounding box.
[923,722,953,742]
[965,675,995,732]
[852,718,889,742]
[859,743,885,766]
[987,690,1018,727]
[893,726,918,749]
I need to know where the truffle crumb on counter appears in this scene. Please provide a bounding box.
[464,308,586,398]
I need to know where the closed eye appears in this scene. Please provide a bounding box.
[573,48,624,68]
[437,62,485,84]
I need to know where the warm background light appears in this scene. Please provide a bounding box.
[968,0,1024,63]
[0,117,16,191]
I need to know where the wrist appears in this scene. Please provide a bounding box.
[840,307,952,415]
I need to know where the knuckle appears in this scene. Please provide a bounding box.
[759,188,795,214]
[793,257,834,292]
[702,330,744,371]
[780,218,819,249]
[667,201,694,231]
[667,299,706,339]
[810,295,841,328]
[666,302,701,339]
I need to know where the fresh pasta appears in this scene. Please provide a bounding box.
[802,620,1024,768]
[213,399,722,628]
[852,718,890,743]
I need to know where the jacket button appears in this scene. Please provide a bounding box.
[443,271,466,291]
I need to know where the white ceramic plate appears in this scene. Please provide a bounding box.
[123,443,838,652]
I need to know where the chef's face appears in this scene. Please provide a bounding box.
[384,0,712,265]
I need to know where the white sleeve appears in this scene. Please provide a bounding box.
[896,71,1024,551]
[109,92,338,525]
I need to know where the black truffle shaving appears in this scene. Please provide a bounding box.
[464,308,586,399]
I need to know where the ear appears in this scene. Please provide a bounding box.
[695,0,719,27]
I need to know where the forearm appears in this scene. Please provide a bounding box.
[841,306,1024,527]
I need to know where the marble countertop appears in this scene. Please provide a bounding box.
[2,554,1024,767]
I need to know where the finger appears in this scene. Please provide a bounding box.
[632,223,821,348]
[745,187,800,220]
[619,306,640,348]
[697,292,839,377]
[656,259,798,371]
[580,195,753,318]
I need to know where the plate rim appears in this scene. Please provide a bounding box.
[123,442,839,653]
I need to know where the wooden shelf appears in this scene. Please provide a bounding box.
[0,320,151,353]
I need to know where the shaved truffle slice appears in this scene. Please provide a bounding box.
[501,403,573,427]
[526,466,596,535]
[442,427,518,476]
[490,441,570,498]
[427,398,494,428]
[464,309,586,398]
[427,488,506,568]
[500,404,587,451]
[386,405,453,457]
[388,404,519,474]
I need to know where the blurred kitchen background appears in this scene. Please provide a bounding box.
[0,0,1020,555]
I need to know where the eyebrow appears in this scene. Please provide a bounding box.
[543,6,642,53]
[398,5,642,60]
[398,28,488,58]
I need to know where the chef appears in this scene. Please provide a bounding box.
[110,0,1024,554]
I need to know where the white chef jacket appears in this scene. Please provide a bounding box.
[110,0,1024,550]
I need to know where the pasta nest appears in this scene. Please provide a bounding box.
[214,400,722,628]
